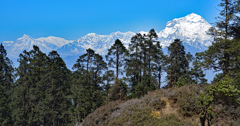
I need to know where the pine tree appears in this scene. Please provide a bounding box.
[39,50,71,125]
[11,50,31,126]
[0,43,14,91]
[166,39,190,87]
[106,39,129,100]
[28,46,49,125]
[0,43,13,125]
[140,29,161,91]
[0,84,11,125]
[71,48,106,123]
[106,39,128,79]
[126,33,144,96]
[12,45,49,125]
[153,40,165,89]
[190,54,207,84]
[102,69,115,97]
[126,29,163,97]
[231,0,240,39]
[200,0,236,76]
[91,53,107,109]
[144,29,159,74]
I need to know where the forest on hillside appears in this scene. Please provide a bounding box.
[1,0,240,125]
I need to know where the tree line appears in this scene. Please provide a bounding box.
[0,0,240,125]
[0,29,206,125]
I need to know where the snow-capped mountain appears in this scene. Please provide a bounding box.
[1,13,213,67]
[76,31,135,55]
[35,36,73,47]
[2,34,72,58]
[159,13,212,49]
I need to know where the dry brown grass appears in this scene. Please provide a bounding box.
[82,84,240,126]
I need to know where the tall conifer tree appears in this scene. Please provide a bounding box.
[39,50,71,125]
[200,0,236,76]
[166,39,190,87]
[106,39,128,79]
[0,43,13,125]
[12,45,49,125]
[71,48,106,123]
[106,39,128,100]
[126,33,144,95]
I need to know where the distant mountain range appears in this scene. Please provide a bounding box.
[1,13,213,69]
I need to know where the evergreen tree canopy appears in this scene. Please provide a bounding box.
[166,39,191,87]
[12,45,49,125]
[39,50,71,125]
[0,43,14,91]
[0,43,13,125]
[71,48,107,123]
[126,29,163,97]
[106,39,128,79]
[199,0,240,79]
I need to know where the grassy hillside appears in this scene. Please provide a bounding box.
[82,84,240,126]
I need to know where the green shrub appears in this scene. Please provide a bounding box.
[208,76,240,105]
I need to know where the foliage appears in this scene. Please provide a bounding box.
[0,43,13,125]
[208,76,240,105]
[1,0,240,123]
[197,75,240,126]
[199,0,240,76]
[40,50,72,125]
[11,46,72,125]
[134,74,157,97]
[71,48,107,123]
[197,91,214,126]
[126,29,164,98]
[190,54,207,84]
[106,39,128,79]
[166,39,193,87]
[0,84,12,125]
[176,77,192,87]
[108,79,128,101]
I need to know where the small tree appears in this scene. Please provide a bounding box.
[108,79,127,101]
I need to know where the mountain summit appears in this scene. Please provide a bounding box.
[158,13,212,48]
[1,13,213,62]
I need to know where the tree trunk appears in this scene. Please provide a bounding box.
[116,46,119,79]
[158,67,161,89]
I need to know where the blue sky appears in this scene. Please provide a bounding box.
[0,0,220,42]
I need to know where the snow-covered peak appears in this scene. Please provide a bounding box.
[76,31,135,55]
[17,34,33,41]
[111,31,122,35]
[2,41,14,46]
[184,13,204,22]
[166,13,207,27]
[1,13,213,59]
[35,36,73,47]
[87,33,97,36]
[159,13,212,48]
